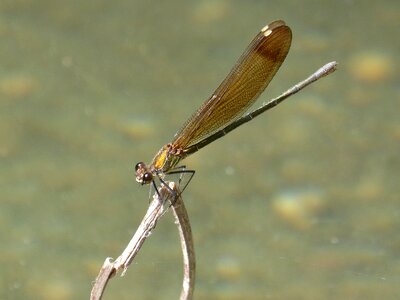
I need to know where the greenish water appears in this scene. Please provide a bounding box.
[1,1,399,299]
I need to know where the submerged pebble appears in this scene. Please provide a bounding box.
[116,118,155,139]
[215,255,241,281]
[192,1,229,24]
[348,51,394,83]
[353,176,384,202]
[272,188,326,230]
[32,279,72,300]
[97,114,155,139]
[0,75,37,99]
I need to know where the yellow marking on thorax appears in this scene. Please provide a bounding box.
[153,148,169,170]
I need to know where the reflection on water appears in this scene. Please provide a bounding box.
[1,1,399,299]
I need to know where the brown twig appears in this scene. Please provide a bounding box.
[90,182,195,300]
[170,188,196,300]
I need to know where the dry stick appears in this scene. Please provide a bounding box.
[90,182,195,300]
[90,61,338,299]
[170,189,196,300]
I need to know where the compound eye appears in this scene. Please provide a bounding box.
[143,172,153,183]
[135,162,145,171]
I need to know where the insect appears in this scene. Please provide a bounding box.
[134,20,336,199]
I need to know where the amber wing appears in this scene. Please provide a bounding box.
[172,20,292,149]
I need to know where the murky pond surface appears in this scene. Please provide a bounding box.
[1,1,399,299]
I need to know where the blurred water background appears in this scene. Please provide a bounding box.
[1,1,399,299]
